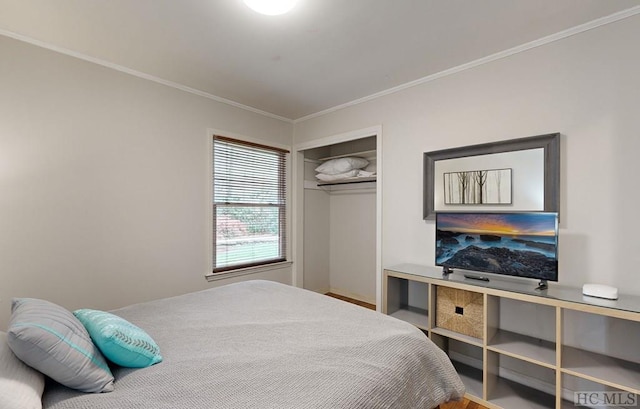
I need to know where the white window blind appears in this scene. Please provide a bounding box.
[212,135,288,273]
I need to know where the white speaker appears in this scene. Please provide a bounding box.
[582,283,618,300]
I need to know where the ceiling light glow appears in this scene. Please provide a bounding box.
[243,0,297,16]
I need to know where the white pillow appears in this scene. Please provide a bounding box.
[0,331,45,409]
[315,157,369,175]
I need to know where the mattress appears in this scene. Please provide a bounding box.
[43,280,464,408]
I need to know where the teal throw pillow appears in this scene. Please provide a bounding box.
[74,309,162,368]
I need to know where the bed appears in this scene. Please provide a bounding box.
[39,280,464,408]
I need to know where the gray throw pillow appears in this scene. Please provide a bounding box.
[7,298,115,393]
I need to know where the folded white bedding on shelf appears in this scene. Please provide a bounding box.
[316,170,376,182]
[315,157,374,182]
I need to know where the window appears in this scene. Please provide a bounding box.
[212,135,288,273]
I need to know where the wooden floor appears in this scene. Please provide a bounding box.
[325,293,376,310]
[439,398,485,409]
[325,293,488,409]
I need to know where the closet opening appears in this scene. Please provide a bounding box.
[294,129,381,309]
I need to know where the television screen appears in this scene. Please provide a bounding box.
[436,212,558,281]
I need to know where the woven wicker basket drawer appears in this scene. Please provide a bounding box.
[435,286,484,339]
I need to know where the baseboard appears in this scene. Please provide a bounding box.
[328,287,375,305]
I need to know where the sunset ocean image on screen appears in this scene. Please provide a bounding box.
[436,213,558,280]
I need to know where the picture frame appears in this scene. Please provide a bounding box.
[423,133,560,220]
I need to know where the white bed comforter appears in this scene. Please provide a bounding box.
[43,280,464,409]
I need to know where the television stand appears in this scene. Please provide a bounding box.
[383,263,640,409]
[535,280,548,291]
[464,274,490,282]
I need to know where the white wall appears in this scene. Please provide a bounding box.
[329,191,376,302]
[0,35,293,329]
[302,180,376,303]
[294,15,640,295]
[303,188,330,293]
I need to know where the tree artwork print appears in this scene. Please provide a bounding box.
[443,168,512,205]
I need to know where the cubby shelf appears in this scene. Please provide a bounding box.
[383,263,640,409]
[432,327,483,347]
[562,346,640,394]
[487,329,556,368]
[452,361,483,400]
[488,378,556,409]
[387,306,428,330]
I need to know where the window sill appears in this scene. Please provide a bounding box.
[205,261,293,282]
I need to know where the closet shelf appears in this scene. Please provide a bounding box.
[316,176,376,187]
[318,149,376,161]
[304,178,376,193]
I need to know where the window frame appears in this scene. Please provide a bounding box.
[209,134,290,276]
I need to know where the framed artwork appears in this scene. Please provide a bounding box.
[423,133,560,219]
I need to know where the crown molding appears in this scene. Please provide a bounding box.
[293,5,640,123]
[1,4,638,125]
[0,28,293,124]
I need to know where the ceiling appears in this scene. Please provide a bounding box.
[1,0,639,121]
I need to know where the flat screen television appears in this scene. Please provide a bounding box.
[436,212,558,287]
